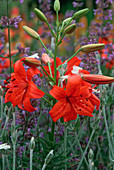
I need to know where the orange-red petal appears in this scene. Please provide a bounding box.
[23,94,36,112]
[14,60,26,80]
[27,67,42,81]
[49,99,68,122]
[49,85,66,100]
[66,75,82,96]
[28,81,44,98]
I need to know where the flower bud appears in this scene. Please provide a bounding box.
[41,53,54,65]
[21,57,41,67]
[34,8,47,22]
[23,26,40,40]
[80,43,105,53]
[82,74,114,84]
[62,17,73,26]
[73,8,89,19]
[64,24,76,35]
[29,137,35,150]
[54,0,60,12]
[88,148,94,160]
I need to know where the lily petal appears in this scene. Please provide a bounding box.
[28,81,44,98]
[14,60,26,80]
[27,67,42,81]
[66,75,82,96]
[23,94,36,112]
[49,85,66,100]
[49,99,69,122]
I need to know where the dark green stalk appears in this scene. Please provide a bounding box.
[39,37,54,58]
[51,120,55,143]
[77,129,95,170]
[30,149,33,170]
[48,62,53,77]
[0,116,9,140]
[102,105,114,158]
[54,11,59,83]
[13,112,16,170]
[64,122,67,170]
[2,154,5,170]
[67,48,81,62]
[40,65,55,83]
[46,21,56,38]
[7,0,12,74]
[75,132,89,168]
[42,97,53,106]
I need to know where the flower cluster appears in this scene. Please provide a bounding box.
[17,44,30,55]
[5,60,44,112]
[0,15,22,28]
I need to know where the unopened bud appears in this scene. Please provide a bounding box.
[34,8,47,22]
[41,53,54,65]
[23,26,40,40]
[88,148,94,160]
[62,17,73,26]
[82,74,114,84]
[29,137,35,150]
[73,8,89,19]
[54,0,60,12]
[64,24,76,34]
[80,43,105,53]
[21,57,41,67]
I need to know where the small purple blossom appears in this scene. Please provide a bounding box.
[17,44,30,55]
[0,15,22,28]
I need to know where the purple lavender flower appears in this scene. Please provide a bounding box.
[17,44,30,55]
[72,2,84,8]
[0,44,4,53]
[0,15,22,28]
[20,0,24,3]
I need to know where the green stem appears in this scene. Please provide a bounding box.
[75,132,89,168]
[57,33,65,46]
[77,129,95,170]
[6,154,11,170]
[30,149,33,170]
[13,112,16,170]
[57,48,81,73]
[102,105,114,158]
[67,48,81,62]
[40,65,55,83]
[13,144,16,170]
[0,116,9,140]
[46,21,56,38]
[39,37,54,58]
[7,0,12,74]
[2,154,5,170]
[64,122,67,170]
[48,62,53,77]
[54,11,59,83]
[42,97,53,106]
[89,160,93,170]
[51,121,55,143]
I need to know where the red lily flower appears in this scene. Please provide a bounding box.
[49,75,100,122]
[5,60,44,112]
